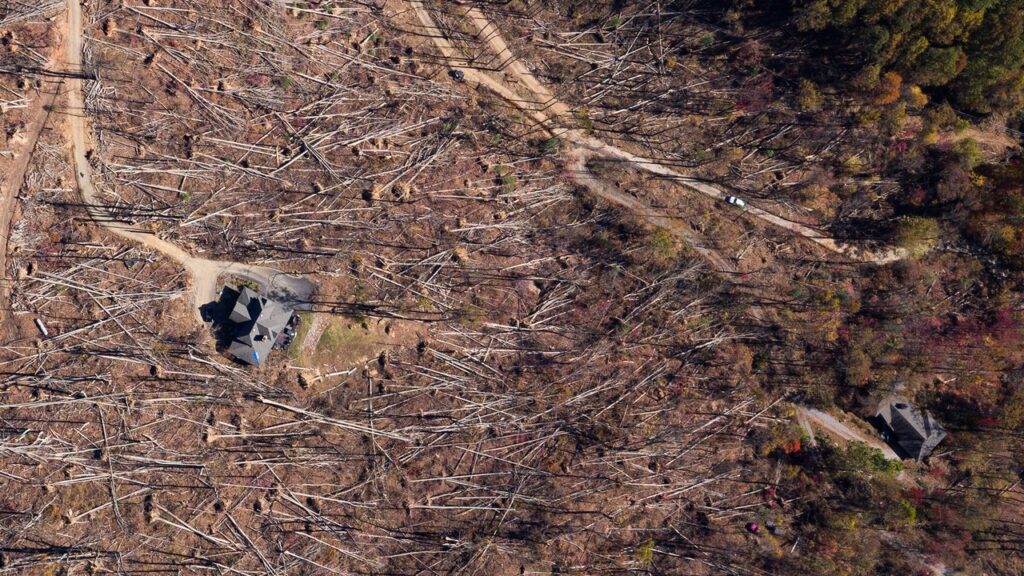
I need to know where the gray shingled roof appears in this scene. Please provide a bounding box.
[877,397,946,460]
[226,287,293,366]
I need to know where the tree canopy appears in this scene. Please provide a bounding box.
[790,0,1024,113]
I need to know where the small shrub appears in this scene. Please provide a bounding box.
[635,540,655,566]
[827,441,903,476]
[494,165,517,193]
[647,228,677,263]
[798,79,822,112]
[954,137,982,170]
[907,85,929,107]
[576,108,595,134]
[894,216,939,257]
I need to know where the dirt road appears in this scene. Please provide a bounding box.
[408,1,905,265]
[409,2,742,273]
[567,149,735,271]
[63,1,313,320]
[798,407,900,460]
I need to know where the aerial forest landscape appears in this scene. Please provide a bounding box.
[1,0,1024,574]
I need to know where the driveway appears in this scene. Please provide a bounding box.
[798,406,900,460]
[64,0,314,321]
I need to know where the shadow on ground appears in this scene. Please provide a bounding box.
[200,286,242,354]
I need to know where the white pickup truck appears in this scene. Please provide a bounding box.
[725,196,747,209]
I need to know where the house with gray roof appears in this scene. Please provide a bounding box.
[876,397,946,460]
[225,286,294,367]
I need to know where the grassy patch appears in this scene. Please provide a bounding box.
[235,278,258,292]
[289,311,314,360]
[494,165,517,193]
[290,314,398,369]
[312,319,379,366]
[647,228,678,262]
[316,322,348,354]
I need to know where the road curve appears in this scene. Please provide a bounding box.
[408,1,905,265]
[64,0,313,320]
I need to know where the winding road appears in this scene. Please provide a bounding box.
[408,1,905,265]
[63,0,313,320]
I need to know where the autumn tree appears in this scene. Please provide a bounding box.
[784,0,1024,114]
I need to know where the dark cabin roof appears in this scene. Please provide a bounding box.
[877,397,946,460]
[226,287,293,366]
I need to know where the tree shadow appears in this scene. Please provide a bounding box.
[199,286,240,353]
[829,215,894,242]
